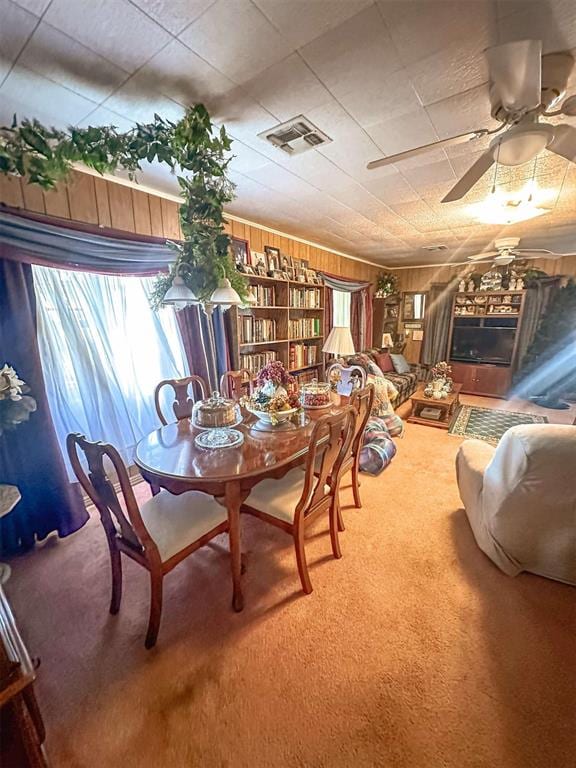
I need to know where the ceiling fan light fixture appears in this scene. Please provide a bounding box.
[468,183,551,225]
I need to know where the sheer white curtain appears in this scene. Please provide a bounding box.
[332,289,351,327]
[33,266,188,473]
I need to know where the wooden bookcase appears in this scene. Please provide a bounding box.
[229,273,326,387]
[447,290,526,398]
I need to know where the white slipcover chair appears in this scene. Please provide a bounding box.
[456,424,576,585]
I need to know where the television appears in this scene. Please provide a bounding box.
[450,327,515,365]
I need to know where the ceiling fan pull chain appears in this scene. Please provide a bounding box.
[491,142,501,194]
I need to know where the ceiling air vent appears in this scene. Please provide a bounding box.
[421,244,448,252]
[258,115,332,155]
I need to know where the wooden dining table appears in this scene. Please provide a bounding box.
[135,407,343,612]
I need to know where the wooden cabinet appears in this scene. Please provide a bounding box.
[450,362,512,398]
[372,295,400,346]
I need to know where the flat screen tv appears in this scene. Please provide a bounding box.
[450,327,515,365]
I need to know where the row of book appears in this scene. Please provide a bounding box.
[239,351,277,377]
[293,369,321,386]
[289,287,322,308]
[289,317,322,339]
[239,317,277,344]
[289,343,318,370]
[251,285,276,306]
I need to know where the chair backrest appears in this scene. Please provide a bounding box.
[154,375,208,425]
[296,406,357,519]
[481,424,576,584]
[220,369,252,401]
[349,383,375,457]
[66,433,158,561]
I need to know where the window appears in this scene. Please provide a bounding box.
[33,266,188,473]
[332,290,351,327]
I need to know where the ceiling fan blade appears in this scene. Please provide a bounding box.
[486,39,542,111]
[468,251,499,261]
[516,248,576,258]
[366,130,487,170]
[548,124,576,162]
[441,151,494,203]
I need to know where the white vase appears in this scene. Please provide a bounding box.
[261,380,287,399]
[432,378,444,400]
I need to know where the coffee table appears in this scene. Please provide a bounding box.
[407,383,462,430]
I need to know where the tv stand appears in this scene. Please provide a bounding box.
[448,290,526,399]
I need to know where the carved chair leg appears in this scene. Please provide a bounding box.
[109,544,122,615]
[294,526,313,595]
[330,500,343,560]
[336,495,345,532]
[145,570,163,649]
[352,461,362,509]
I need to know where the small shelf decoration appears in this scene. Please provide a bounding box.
[242,361,301,428]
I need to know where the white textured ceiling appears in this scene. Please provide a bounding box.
[1,0,576,265]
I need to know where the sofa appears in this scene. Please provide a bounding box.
[359,348,420,407]
[456,424,576,585]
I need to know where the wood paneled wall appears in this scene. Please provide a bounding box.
[393,255,576,363]
[0,170,380,283]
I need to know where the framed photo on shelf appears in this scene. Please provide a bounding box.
[280,253,291,273]
[252,251,268,276]
[231,237,251,269]
[264,245,280,276]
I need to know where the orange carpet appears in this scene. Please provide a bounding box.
[4,399,576,767]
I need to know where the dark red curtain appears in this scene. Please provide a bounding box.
[324,285,334,341]
[0,259,88,554]
[351,291,362,351]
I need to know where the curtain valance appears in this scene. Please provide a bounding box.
[0,208,174,275]
[319,272,372,293]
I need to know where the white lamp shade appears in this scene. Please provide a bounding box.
[382,333,394,348]
[163,275,197,307]
[322,326,355,356]
[210,277,242,307]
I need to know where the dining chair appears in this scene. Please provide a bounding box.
[66,433,229,648]
[219,369,252,401]
[154,375,208,425]
[345,383,375,510]
[241,406,357,595]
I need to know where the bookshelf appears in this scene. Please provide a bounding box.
[230,272,326,387]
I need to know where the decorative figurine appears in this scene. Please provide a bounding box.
[459,278,467,293]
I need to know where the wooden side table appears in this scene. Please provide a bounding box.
[407,384,462,430]
[0,486,21,584]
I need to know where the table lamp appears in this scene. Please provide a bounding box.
[381,333,394,349]
[322,326,355,360]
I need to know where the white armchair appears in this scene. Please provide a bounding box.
[456,424,576,586]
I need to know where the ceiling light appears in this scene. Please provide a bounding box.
[162,273,197,308]
[468,180,553,225]
[209,277,242,309]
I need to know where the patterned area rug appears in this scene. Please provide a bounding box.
[448,405,548,444]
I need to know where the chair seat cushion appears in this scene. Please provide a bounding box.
[244,468,329,524]
[140,490,228,562]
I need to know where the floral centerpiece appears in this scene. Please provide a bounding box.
[243,361,300,425]
[0,364,36,435]
[425,361,453,400]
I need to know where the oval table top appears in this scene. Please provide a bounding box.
[135,407,341,485]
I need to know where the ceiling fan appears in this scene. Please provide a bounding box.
[367,39,576,202]
[466,237,576,265]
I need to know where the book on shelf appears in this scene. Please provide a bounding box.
[289,287,322,308]
[239,317,277,343]
[250,284,276,306]
[239,351,277,377]
[289,343,318,370]
[288,317,321,339]
[293,369,321,386]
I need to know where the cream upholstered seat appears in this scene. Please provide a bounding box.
[67,433,230,648]
[456,424,576,585]
[244,469,329,524]
[140,490,227,562]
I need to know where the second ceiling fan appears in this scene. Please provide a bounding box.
[367,39,576,202]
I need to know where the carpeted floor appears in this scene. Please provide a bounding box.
[4,397,576,767]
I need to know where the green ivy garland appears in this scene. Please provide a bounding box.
[0,104,247,307]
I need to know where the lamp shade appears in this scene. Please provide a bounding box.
[163,274,197,307]
[322,326,355,356]
[381,333,394,348]
[209,277,242,307]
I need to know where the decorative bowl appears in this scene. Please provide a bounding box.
[245,405,298,425]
